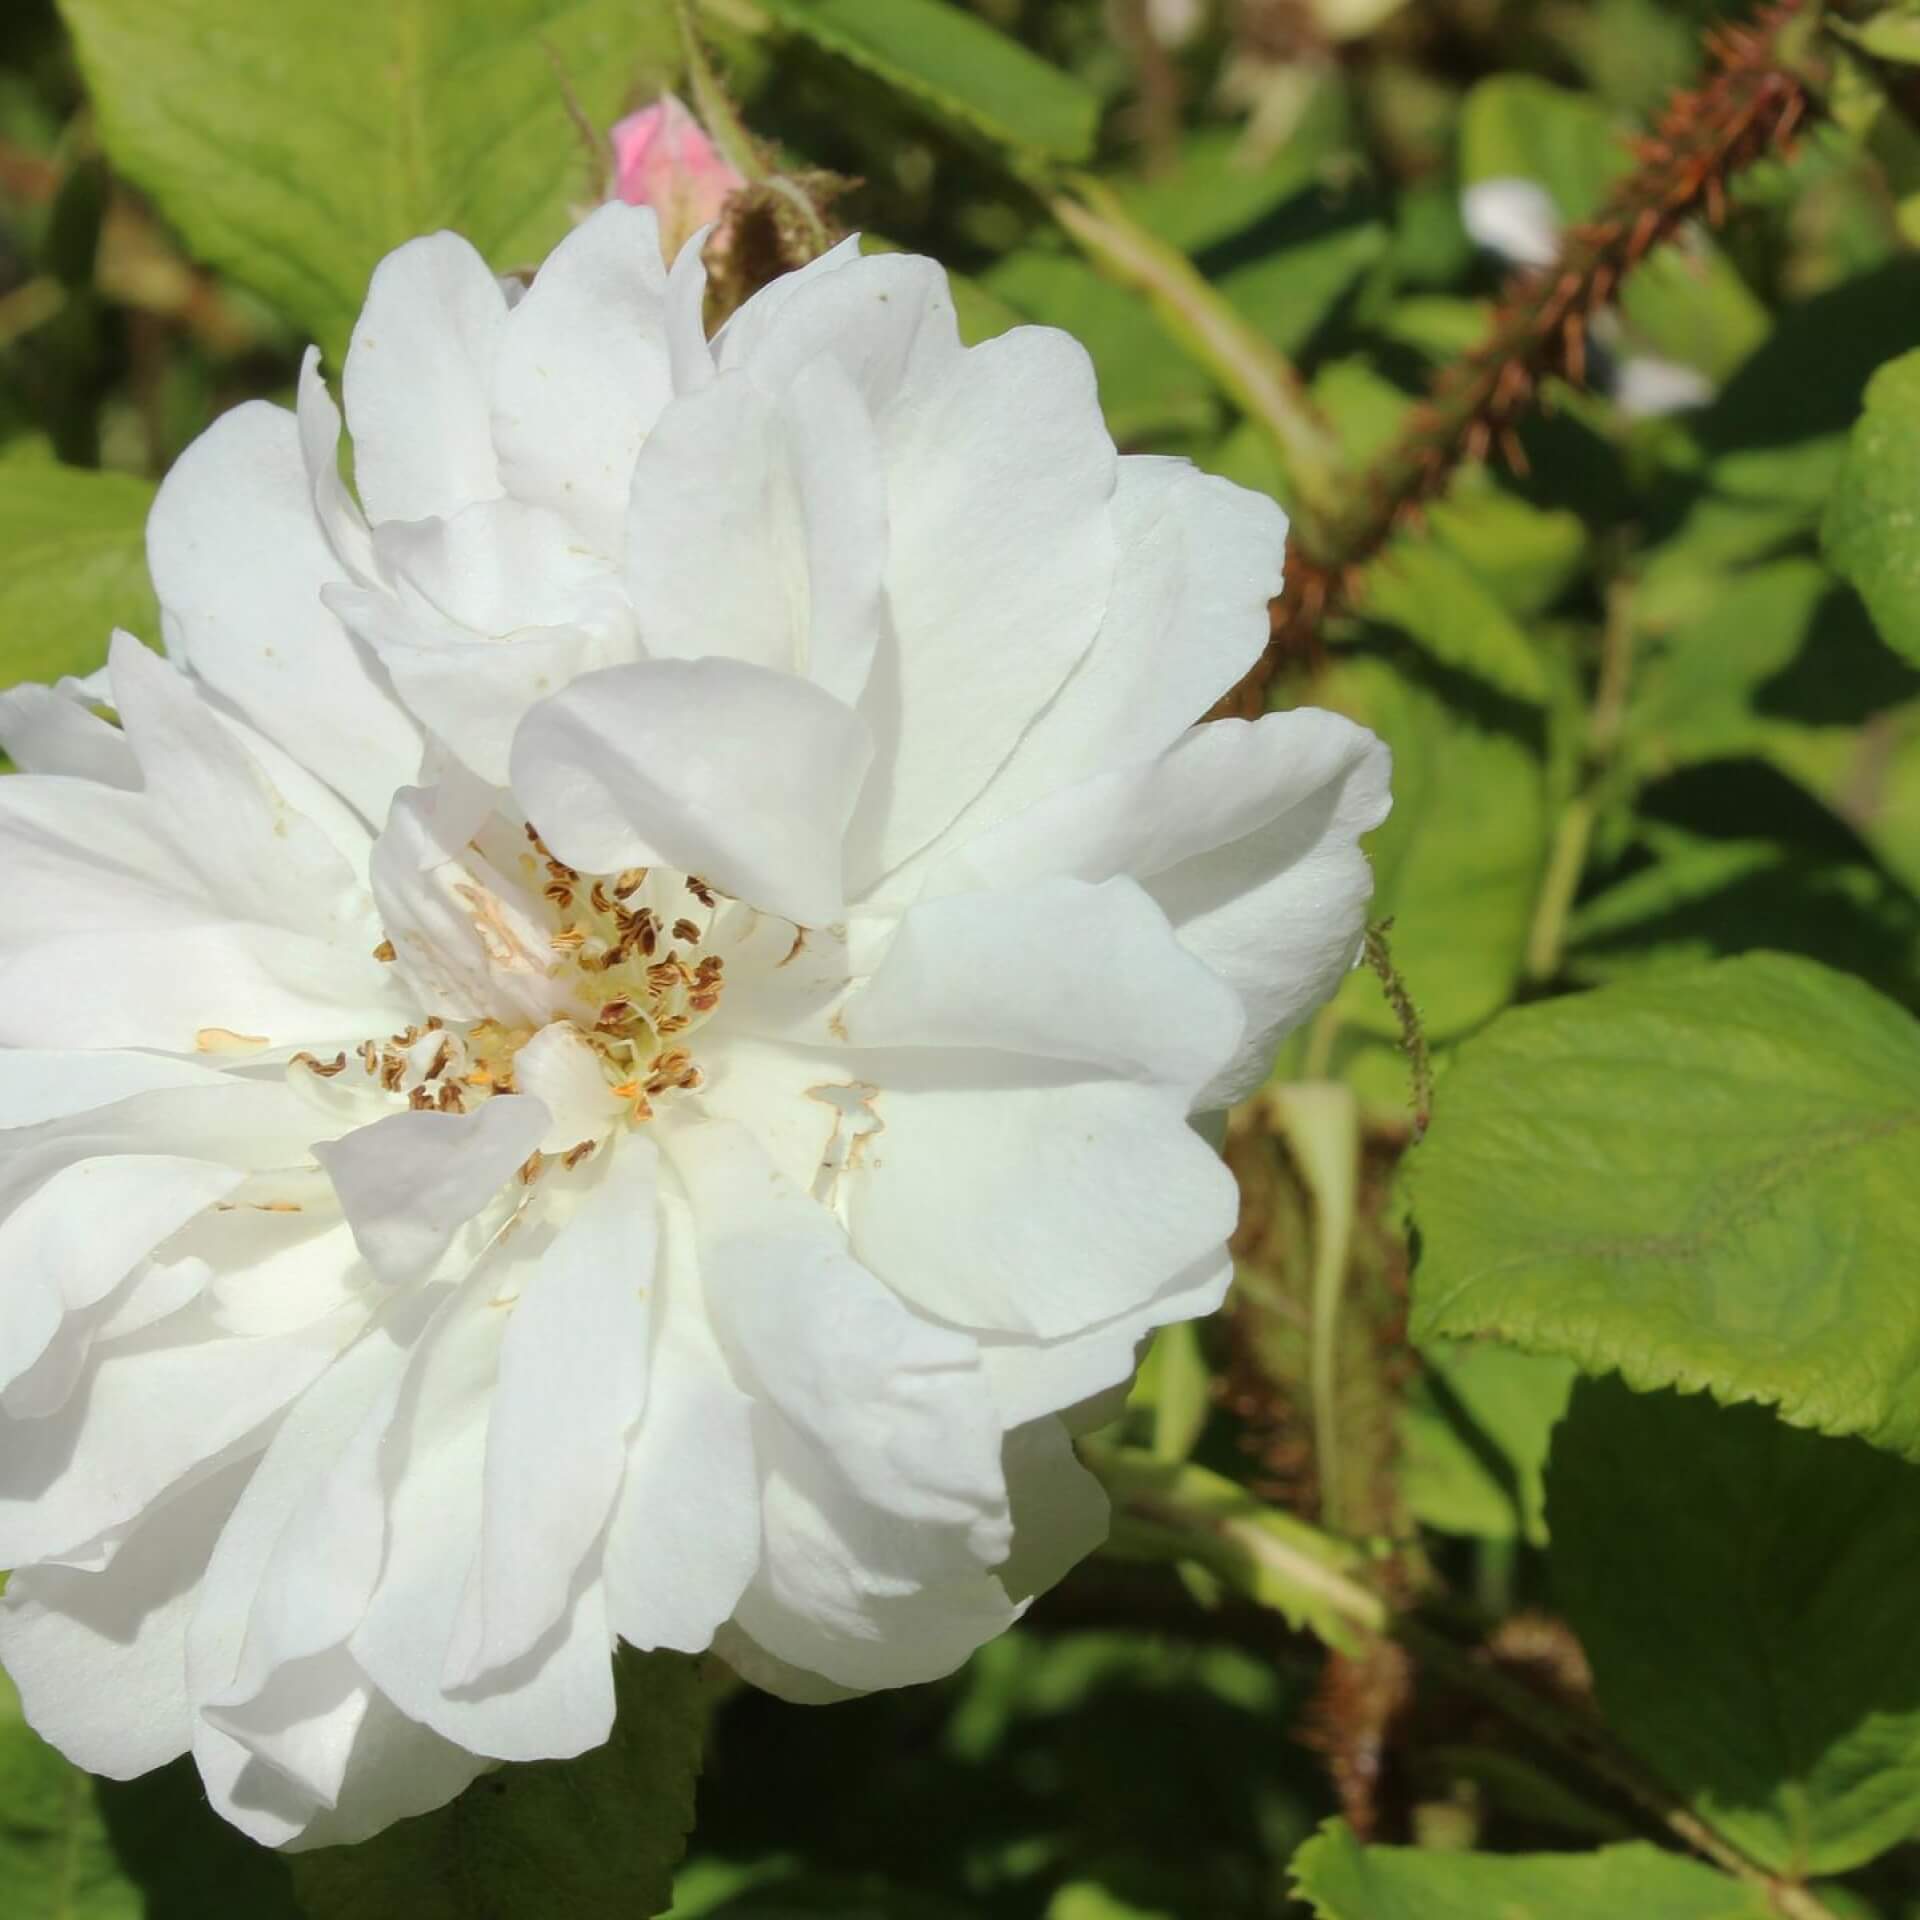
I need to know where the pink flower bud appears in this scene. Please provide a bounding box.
[609,94,747,262]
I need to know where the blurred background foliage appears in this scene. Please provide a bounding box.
[7,0,1920,1914]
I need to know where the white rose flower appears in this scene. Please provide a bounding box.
[0,205,1389,1847]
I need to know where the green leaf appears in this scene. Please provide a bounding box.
[58,0,678,365]
[1291,1820,1775,1919]
[1692,260,1920,514]
[0,461,155,689]
[1410,954,1920,1458]
[749,0,1098,163]
[1844,8,1920,66]
[1215,205,1388,360]
[94,1759,303,1917]
[0,1669,140,1919]
[1826,348,1920,669]
[1458,76,1627,222]
[1551,1378,1920,1877]
[291,1650,706,1920]
[975,250,1217,441]
[1107,119,1344,255]
[1365,539,1550,704]
[1401,1339,1576,1544]
[1305,655,1548,1040]
[1567,810,1920,1010]
[1423,488,1589,621]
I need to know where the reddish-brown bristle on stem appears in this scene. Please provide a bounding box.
[1219,0,1814,717]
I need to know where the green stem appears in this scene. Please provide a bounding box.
[1525,580,1636,983]
[1267,1086,1360,1534]
[1524,793,1596,983]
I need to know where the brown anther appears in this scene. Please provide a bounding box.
[685,877,716,908]
[562,1141,596,1169]
[614,868,648,897]
[688,990,721,1014]
[596,999,635,1028]
[551,925,587,952]
[427,1038,454,1082]
[590,881,614,916]
[372,939,397,963]
[380,1055,406,1093]
[655,1013,691,1036]
[437,1082,466,1113]
[671,917,701,944]
[518,1151,545,1186]
[408,1085,435,1110]
[544,881,576,909]
[293,1050,348,1078]
[359,1041,380,1075]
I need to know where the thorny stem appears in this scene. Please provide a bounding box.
[1230,0,1820,714]
[1361,921,1431,1137]
[674,0,771,189]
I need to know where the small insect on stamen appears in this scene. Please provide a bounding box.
[372,939,397,963]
